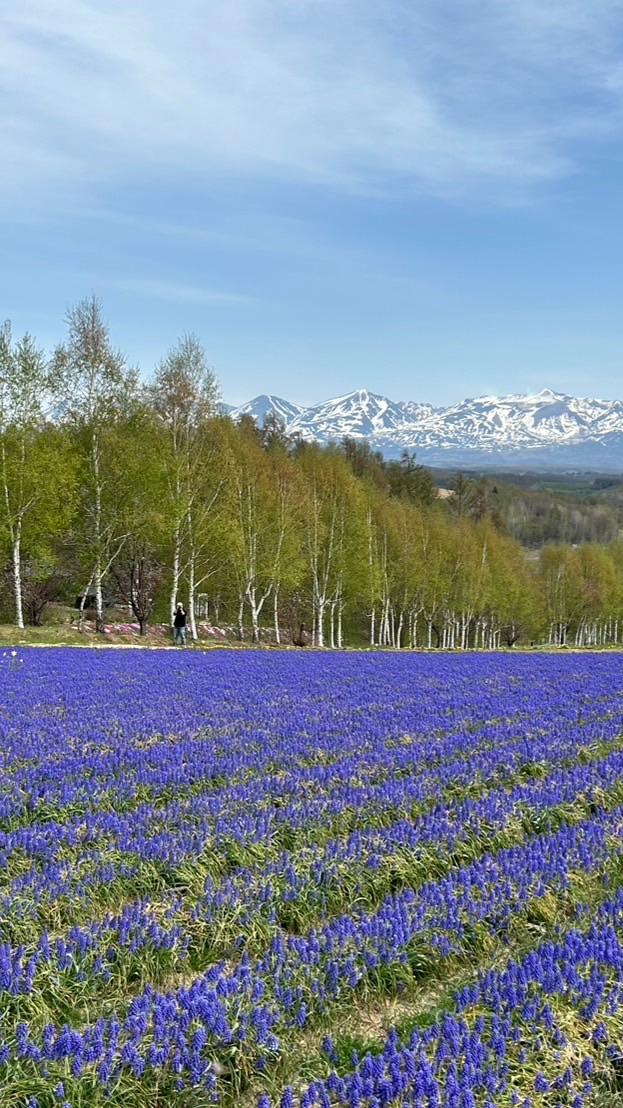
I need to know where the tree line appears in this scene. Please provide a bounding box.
[1,297,623,649]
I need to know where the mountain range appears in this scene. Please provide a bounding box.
[229,388,623,469]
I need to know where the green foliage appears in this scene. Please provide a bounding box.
[3,302,623,644]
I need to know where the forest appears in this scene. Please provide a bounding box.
[2,296,623,650]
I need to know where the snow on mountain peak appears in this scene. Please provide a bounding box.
[229,386,623,467]
[229,394,304,426]
[288,389,409,440]
[534,387,560,400]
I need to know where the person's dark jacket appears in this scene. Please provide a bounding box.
[173,608,187,628]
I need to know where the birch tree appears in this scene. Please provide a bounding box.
[363,497,384,647]
[266,446,305,643]
[540,544,582,646]
[0,323,76,628]
[181,416,231,640]
[149,334,220,628]
[53,296,137,632]
[110,407,168,635]
[299,446,365,647]
[228,426,302,643]
[486,529,536,647]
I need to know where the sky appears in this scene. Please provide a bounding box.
[3,1,623,408]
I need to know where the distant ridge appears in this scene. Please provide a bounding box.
[229,387,623,468]
[231,394,304,424]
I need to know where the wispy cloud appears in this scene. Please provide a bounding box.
[114,278,255,305]
[2,0,623,207]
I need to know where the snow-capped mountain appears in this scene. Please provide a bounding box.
[288,389,418,440]
[230,394,304,425]
[229,388,623,468]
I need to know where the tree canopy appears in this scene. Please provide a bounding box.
[1,299,622,648]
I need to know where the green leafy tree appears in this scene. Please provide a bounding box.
[386,450,436,507]
[109,408,169,635]
[539,544,583,646]
[298,445,367,647]
[0,323,77,627]
[53,296,137,632]
[148,334,220,630]
[228,422,304,642]
[181,416,233,640]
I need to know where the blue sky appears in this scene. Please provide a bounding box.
[3,0,623,407]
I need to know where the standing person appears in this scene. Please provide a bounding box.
[173,603,187,646]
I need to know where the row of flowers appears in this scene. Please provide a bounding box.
[0,649,622,1104]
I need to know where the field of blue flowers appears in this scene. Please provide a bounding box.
[2,648,623,1107]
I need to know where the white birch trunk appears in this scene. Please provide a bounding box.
[273,589,280,645]
[170,521,181,628]
[92,437,105,633]
[248,588,260,643]
[188,550,198,641]
[12,527,23,630]
[316,598,327,647]
[245,584,272,643]
[94,564,104,634]
[251,606,259,643]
